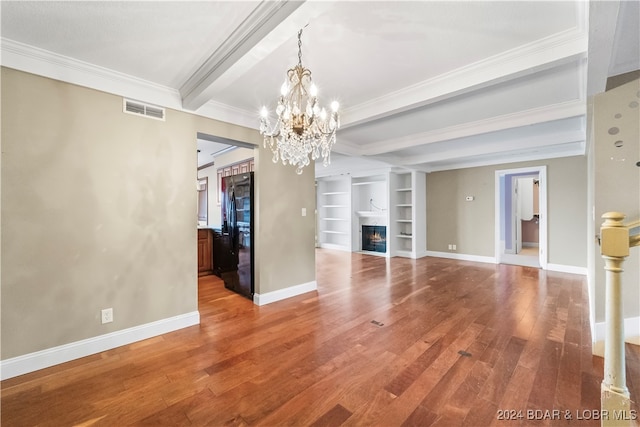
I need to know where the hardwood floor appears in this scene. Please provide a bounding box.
[2,250,639,426]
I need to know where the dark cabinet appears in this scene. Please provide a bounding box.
[212,230,236,277]
[197,229,213,276]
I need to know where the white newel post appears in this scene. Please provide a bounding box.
[599,212,632,427]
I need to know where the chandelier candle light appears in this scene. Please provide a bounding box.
[259,28,340,175]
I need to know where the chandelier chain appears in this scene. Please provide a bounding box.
[297,29,303,67]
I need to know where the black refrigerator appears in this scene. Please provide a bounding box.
[218,172,254,299]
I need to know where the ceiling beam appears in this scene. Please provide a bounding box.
[586,1,621,96]
[340,28,588,130]
[360,100,585,156]
[180,0,305,111]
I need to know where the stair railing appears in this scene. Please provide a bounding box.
[599,212,639,426]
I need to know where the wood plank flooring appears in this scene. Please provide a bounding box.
[2,250,639,426]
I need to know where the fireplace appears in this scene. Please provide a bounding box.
[362,225,387,253]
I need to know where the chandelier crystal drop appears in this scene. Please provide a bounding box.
[259,28,340,175]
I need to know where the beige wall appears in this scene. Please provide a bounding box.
[426,156,588,267]
[0,68,261,359]
[592,78,640,322]
[254,143,316,295]
[197,147,254,228]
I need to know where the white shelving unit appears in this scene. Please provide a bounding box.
[390,171,426,258]
[351,174,389,256]
[317,170,426,259]
[316,177,351,251]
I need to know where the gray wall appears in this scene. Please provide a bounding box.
[254,144,317,295]
[426,156,588,267]
[592,78,640,322]
[0,68,263,359]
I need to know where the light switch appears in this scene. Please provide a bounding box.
[301,208,307,216]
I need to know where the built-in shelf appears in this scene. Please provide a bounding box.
[317,177,352,252]
[390,171,426,259]
[352,181,384,186]
[356,211,386,218]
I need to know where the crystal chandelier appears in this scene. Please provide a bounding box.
[260,28,340,175]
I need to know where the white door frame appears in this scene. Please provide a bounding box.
[495,166,548,269]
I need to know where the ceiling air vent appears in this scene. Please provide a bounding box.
[123,99,165,121]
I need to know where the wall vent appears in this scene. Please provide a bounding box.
[123,99,165,121]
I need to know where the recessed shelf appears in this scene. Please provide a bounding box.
[322,191,348,195]
[321,230,347,235]
[322,205,347,208]
[396,235,413,239]
[356,211,387,218]
[323,218,347,221]
[396,219,412,223]
[396,188,412,192]
[396,204,413,207]
[352,181,385,186]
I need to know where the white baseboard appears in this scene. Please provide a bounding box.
[253,281,318,306]
[319,243,350,252]
[522,242,539,248]
[592,316,640,357]
[0,311,200,381]
[425,251,496,264]
[546,263,588,275]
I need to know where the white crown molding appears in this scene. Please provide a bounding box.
[0,37,258,128]
[180,0,304,110]
[400,129,585,166]
[363,100,586,156]
[422,143,585,173]
[1,38,183,109]
[342,28,588,129]
[196,99,260,130]
[0,311,200,380]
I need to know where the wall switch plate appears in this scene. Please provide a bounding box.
[448,244,453,250]
[301,208,307,217]
[101,308,113,324]
[452,244,457,250]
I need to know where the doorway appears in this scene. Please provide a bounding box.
[495,166,547,269]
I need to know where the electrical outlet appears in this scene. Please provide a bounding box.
[101,308,113,324]
[452,244,457,251]
[448,244,453,250]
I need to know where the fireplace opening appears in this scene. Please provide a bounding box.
[362,225,387,253]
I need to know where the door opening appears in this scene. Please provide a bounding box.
[495,166,547,269]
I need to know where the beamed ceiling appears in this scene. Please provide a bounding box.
[1,1,638,175]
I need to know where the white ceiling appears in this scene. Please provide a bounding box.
[1,1,637,174]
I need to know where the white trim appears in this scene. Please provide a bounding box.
[0,311,200,381]
[546,263,588,276]
[342,27,587,128]
[0,38,254,129]
[253,281,318,306]
[319,243,351,252]
[425,251,496,264]
[363,101,585,156]
[593,316,640,356]
[495,166,548,270]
